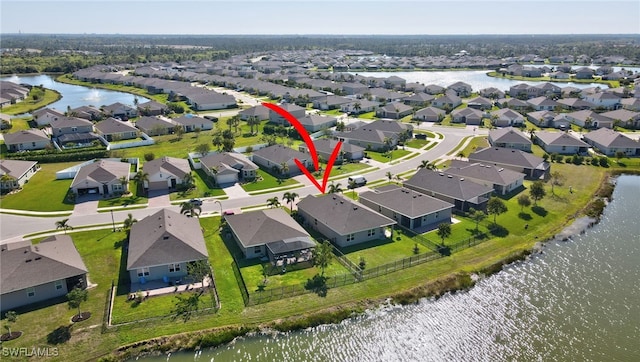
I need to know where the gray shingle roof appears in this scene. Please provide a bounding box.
[444,161,525,187]
[127,208,208,270]
[135,116,175,131]
[297,194,396,235]
[534,131,589,147]
[95,117,138,135]
[70,159,130,188]
[252,144,311,164]
[404,168,494,202]
[0,159,37,179]
[468,147,545,169]
[225,208,312,248]
[142,156,191,179]
[1,235,88,294]
[3,129,50,144]
[359,185,453,218]
[200,152,258,174]
[583,128,639,148]
[489,127,532,145]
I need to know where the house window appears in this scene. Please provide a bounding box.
[169,263,181,273]
[137,267,150,277]
[562,146,566,151]
[367,229,376,237]
[27,287,35,297]
[435,212,439,219]
[55,280,63,290]
[32,142,36,147]
[113,183,123,191]
[314,218,318,226]
[346,234,355,242]
[71,127,78,132]
[254,246,262,254]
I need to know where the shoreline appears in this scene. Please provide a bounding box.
[107,172,622,361]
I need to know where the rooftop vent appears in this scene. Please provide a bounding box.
[460,178,465,181]
[439,173,444,176]
[25,259,32,263]
[498,168,504,172]
[447,175,453,178]
[35,257,41,261]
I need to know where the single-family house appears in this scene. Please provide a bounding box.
[600,109,640,129]
[135,116,176,136]
[334,119,413,151]
[447,81,473,97]
[444,160,525,195]
[582,92,621,110]
[431,93,462,110]
[225,208,316,260]
[376,102,413,119]
[403,169,494,212]
[50,116,94,139]
[565,110,614,129]
[574,67,594,79]
[527,96,559,111]
[527,110,557,128]
[359,185,453,231]
[0,159,39,192]
[556,98,595,111]
[4,129,51,152]
[70,105,102,121]
[299,138,365,163]
[200,152,258,185]
[451,107,483,125]
[102,102,138,119]
[621,97,640,112]
[173,115,214,132]
[583,128,640,156]
[534,131,590,155]
[403,93,435,107]
[490,109,525,127]
[269,103,306,126]
[252,144,313,176]
[137,100,168,116]
[312,95,352,110]
[70,159,130,196]
[497,98,529,111]
[32,108,65,127]
[479,87,505,99]
[127,209,209,285]
[468,147,550,179]
[297,114,337,132]
[413,106,446,122]
[95,118,139,141]
[238,105,270,121]
[488,127,532,151]
[185,91,236,110]
[297,194,396,248]
[424,84,445,95]
[0,81,29,105]
[466,96,493,110]
[340,99,379,115]
[142,156,192,191]
[0,236,88,311]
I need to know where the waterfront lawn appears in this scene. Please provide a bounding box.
[341,233,418,268]
[0,162,76,212]
[1,88,61,115]
[366,149,411,163]
[241,169,299,192]
[111,290,217,325]
[97,182,148,208]
[1,117,32,132]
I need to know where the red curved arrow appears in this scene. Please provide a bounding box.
[262,102,343,194]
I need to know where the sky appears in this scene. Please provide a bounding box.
[1,0,639,35]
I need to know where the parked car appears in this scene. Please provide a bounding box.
[189,198,203,206]
[348,175,367,187]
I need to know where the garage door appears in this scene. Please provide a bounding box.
[216,174,237,185]
[148,181,167,191]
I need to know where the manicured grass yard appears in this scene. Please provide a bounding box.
[366,149,411,163]
[168,169,226,201]
[458,136,489,158]
[241,169,299,192]
[97,182,148,208]
[405,138,430,148]
[0,162,76,211]
[1,88,61,115]
[326,161,371,178]
[341,235,418,268]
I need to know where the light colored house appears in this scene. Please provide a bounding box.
[488,127,532,152]
[127,209,209,284]
[185,90,236,110]
[468,147,549,179]
[340,99,379,115]
[583,128,640,156]
[95,117,139,141]
[621,97,640,112]
[447,81,472,97]
[137,100,168,116]
[413,107,446,122]
[102,102,138,119]
[172,115,214,132]
[534,131,590,155]
[404,169,494,212]
[200,152,258,185]
[490,109,525,127]
[225,208,316,259]
[142,156,192,191]
[299,138,365,162]
[334,119,413,151]
[50,116,94,138]
[252,144,313,176]
[3,129,51,152]
[32,108,65,127]
[431,93,462,110]
[600,109,640,129]
[376,102,413,119]
[297,114,337,132]
[582,92,621,110]
[527,96,559,111]
[1,235,88,311]
[70,159,130,196]
[297,194,396,248]
[444,160,525,195]
[359,185,453,231]
[0,159,39,192]
[451,107,483,125]
[238,105,270,121]
[565,110,614,129]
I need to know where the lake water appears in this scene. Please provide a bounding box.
[142,175,640,361]
[353,70,611,92]
[1,74,147,114]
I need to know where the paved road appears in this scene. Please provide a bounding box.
[0,123,486,243]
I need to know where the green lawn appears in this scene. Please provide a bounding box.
[241,169,299,192]
[1,117,31,132]
[97,182,148,208]
[341,234,418,268]
[0,162,76,211]
[168,169,226,201]
[111,290,217,325]
[366,149,411,163]
[1,88,61,115]
[326,161,371,178]
[357,112,376,120]
[405,138,430,148]
[458,136,489,158]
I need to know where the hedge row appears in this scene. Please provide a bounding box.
[5,149,110,163]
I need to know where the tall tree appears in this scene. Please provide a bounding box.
[280,162,290,176]
[529,181,546,205]
[187,260,211,287]
[247,116,260,135]
[195,143,210,157]
[172,292,202,322]
[183,172,195,190]
[66,287,88,321]
[282,191,299,215]
[123,213,137,235]
[211,130,223,151]
[313,240,333,277]
[468,208,487,231]
[487,197,508,225]
[549,171,564,195]
[436,222,452,245]
[133,171,149,194]
[180,201,201,218]
[386,171,394,184]
[517,194,531,211]
[55,218,73,234]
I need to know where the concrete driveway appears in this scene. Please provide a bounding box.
[147,190,171,208]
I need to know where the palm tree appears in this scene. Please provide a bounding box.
[183,172,195,190]
[282,192,299,215]
[133,171,149,194]
[119,176,129,193]
[328,182,343,194]
[247,116,260,135]
[353,102,362,114]
[180,202,201,218]
[280,162,290,177]
[418,160,436,170]
[123,213,137,235]
[211,130,223,151]
[55,218,73,234]
[383,137,393,152]
[266,196,280,209]
[386,171,394,184]
[348,179,357,198]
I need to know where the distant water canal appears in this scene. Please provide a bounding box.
[140,175,640,361]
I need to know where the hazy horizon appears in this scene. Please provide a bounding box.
[1,1,639,36]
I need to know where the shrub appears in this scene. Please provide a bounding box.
[598,157,609,167]
[144,152,155,161]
